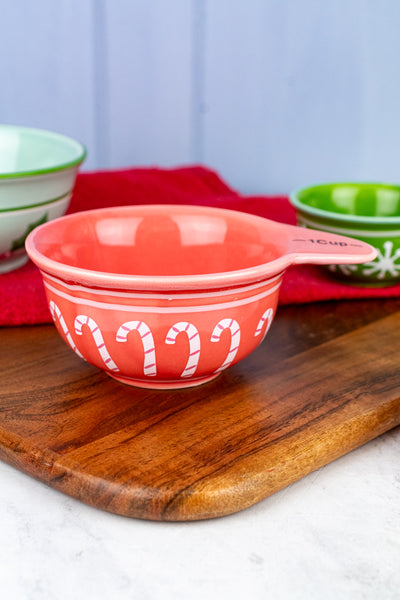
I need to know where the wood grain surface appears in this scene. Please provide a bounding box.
[1,298,400,521]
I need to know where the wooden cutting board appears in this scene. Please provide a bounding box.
[1,298,400,521]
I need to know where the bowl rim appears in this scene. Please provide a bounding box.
[0,124,86,179]
[290,181,400,226]
[26,204,296,291]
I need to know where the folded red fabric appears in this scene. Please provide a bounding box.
[2,165,400,326]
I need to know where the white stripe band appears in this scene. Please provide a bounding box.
[43,271,282,300]
[298,215,400,238]
[43,280,281,314]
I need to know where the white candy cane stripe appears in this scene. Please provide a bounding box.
[75,315,119,372]
[255,308,274,341]
[211,318,241,373]
[116,321,157,377]
[165,322,201,378]
[49,301,84,358]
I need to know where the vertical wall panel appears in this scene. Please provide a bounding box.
[2,1,400,192]
[0,0,97,169]
[191,0,207,163]
[202,0,400,194]
[104,0,194,169]
[358,6,400,179]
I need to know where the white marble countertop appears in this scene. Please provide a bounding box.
[1,426,399,600]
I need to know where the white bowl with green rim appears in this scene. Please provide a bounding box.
[0,125,86,273]
[289,182,400,286]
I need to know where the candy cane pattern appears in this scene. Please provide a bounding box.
[254,308,274,341]
[211,318,241,373]
[116,321,157,377]
[165,322,201,378]
[49,301,84,358]
[75,314,119,372]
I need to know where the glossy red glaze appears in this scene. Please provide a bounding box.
[26,205,377,388]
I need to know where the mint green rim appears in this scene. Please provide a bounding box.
[290,182,400,226]
[0,191,71,213]
[0,125,86,179]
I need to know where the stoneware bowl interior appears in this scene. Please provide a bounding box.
[26,204,376,389]
[0,124,86,273]
[290,182,400,285]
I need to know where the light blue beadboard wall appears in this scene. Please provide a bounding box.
[1,0,400,194]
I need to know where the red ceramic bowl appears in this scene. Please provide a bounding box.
[26,205,376,389]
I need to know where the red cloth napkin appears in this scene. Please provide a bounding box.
[2,165,400,326]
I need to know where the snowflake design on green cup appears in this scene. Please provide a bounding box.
[328,263,358,276]
[329,240,400,281]
[361,241,400,280]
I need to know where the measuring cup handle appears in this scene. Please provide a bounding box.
[285,224,377,265]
